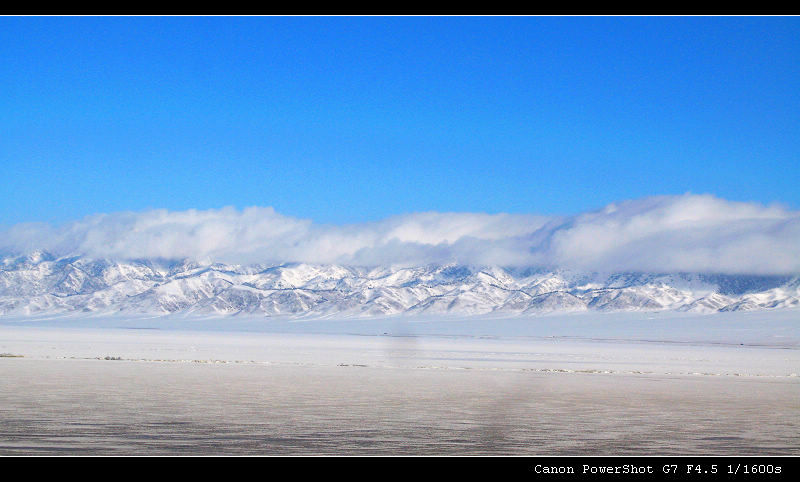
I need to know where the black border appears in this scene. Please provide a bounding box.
[2,455,799,479]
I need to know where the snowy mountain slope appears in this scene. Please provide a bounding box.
[1,252,799,317]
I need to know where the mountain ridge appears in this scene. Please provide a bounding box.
[1,251,799,317]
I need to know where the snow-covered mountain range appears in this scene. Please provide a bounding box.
[1,251,798,318]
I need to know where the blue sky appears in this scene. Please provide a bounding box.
[1,16,798,226]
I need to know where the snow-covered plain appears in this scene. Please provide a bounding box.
[1,310,799,377]
[1,310,798,454]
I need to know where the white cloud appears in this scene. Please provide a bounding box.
[530,195,800,274]
[2,194,798,274]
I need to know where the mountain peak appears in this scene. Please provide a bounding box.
[0,258,798,317]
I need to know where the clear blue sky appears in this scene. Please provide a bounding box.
[2,16,798,226]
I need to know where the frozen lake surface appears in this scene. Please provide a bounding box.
[0,311,798,455]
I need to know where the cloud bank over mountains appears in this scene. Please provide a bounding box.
[2,194,799,274]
